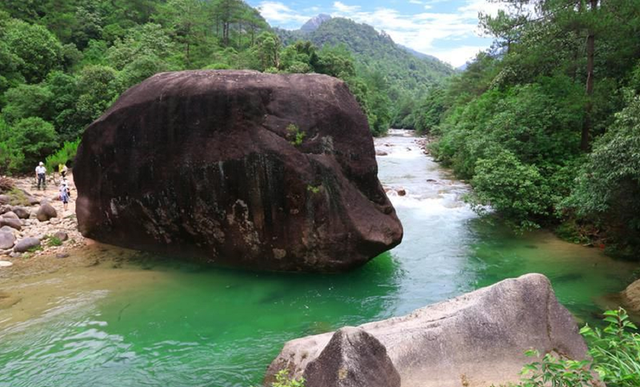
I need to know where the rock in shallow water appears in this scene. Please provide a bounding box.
[74,70,403,272]
[265,274,588,387]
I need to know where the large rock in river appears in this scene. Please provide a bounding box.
[265,274,587,387]
[74,71,403,272]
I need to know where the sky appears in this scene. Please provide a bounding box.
[245,0,508,67]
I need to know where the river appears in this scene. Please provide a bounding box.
[0,129,637,387]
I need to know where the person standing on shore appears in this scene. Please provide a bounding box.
[35,162,46,190]
[60,179,70,211]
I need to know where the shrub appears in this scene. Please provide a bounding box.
[271,370,305,387]
[468,149,552,230]
[10,117,59,172]
[47,236,63,247]
[519,308,640,387]
[286,124,306,146]
[45,138,80,173]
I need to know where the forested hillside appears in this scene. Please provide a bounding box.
[413,0,640,257]
[278,17,454,96]
[0,0,408,176]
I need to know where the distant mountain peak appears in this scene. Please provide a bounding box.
[300,14,332,33]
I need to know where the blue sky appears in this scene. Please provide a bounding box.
[246,0,507,67]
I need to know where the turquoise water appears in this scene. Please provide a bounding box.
[0,130,637,387]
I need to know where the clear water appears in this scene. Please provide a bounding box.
[1,130,637,387]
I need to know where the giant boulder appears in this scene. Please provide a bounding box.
[265,274,587,387]
[74,71,403,272]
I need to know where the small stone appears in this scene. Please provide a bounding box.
[9,252,21,258]
[54,231,69,242]
[56,253,69,259]
[375,150,388,156]
[0,260,13,267]
[397,189,407,196]
[13,237,41,253]
[0,195,10,205]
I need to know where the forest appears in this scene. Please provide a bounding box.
[407,0,640,258]
[0,0,417,177]
[1,0,639,257]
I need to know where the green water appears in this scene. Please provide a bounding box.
[0,131,637,387]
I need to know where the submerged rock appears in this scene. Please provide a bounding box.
[265,274,587,387]
[75,70,402,272]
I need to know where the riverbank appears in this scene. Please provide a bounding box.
[0,173,89,278]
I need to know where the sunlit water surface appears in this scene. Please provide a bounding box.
[1,129,637,387]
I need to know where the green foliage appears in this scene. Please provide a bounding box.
[307,185,321,194]
[7,117,58,172]
[565,94,640,256]
[3,19,63,83]
[271,370,305,387]
[3,84,54,124]
[47,236,63,247]
[469,149,552,230]
[520,349,592,387]
[45,138,80,173]
[580,309,640,386]
[519,308,640,387]
[286,124,306,147]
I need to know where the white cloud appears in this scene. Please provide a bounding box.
[333,1,361,13]
[254,0,513,66]
[256,1,310,24]
[429,45,486,67]
[325,0,511,65]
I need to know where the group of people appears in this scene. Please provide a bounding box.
[34,162,71,211]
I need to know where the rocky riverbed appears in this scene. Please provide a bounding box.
[0,173,86,276]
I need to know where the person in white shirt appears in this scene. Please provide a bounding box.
[35,162,46,190]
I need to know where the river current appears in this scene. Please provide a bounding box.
[0,130,636,387]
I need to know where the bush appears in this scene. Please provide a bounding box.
[468,149,552,230]
[271,370,305,387]
[565,95,640,256]
[8,117,59,172]
[45,138,80,173]
[519,308,640,387]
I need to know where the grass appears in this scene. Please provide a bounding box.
[47,236,63,247]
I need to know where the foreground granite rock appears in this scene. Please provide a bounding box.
[623,279,640,312]
[304,327,401,387]
[75,70,402,272]
[265,274,587,387]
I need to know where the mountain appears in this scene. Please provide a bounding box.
[398,44,441,63]
[300,14,332,33]
[276,17,454,96]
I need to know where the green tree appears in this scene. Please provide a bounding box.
[8,117,59,171]
[4,19,63,83]
[2,84,54,123]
